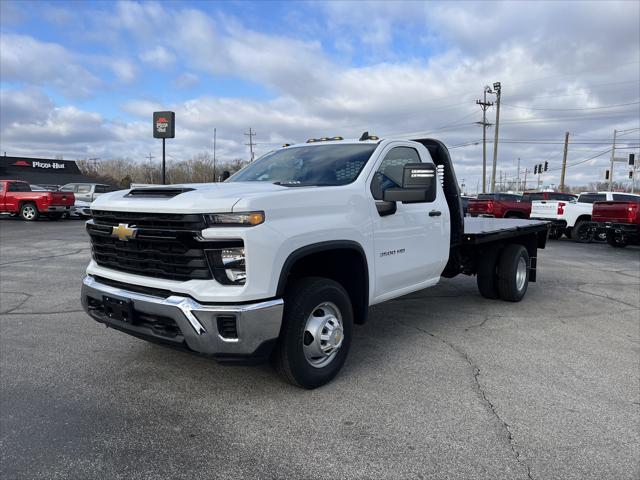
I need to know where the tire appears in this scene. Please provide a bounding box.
[273,277,353,389]
[571,220,592,243]
[476,247,500,299]
[48,213,63,221]
[497,244,530,302]
[504,213,520,219]
[19,203,39,221]
[606,233,627,248]
[563,227,572,239]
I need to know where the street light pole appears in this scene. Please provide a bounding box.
[490,81,501,193]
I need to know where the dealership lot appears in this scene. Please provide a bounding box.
[0,219,638,480]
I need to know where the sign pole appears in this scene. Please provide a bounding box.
[162,138,166,185]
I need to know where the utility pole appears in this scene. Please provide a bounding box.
[559,131,570,192]
[608,129,617,191]
[490,82,501,193]
[476,86,494,193]
[146,153,155,183]
[244,128,256,162]
[213,128,217,182]
[516,157,521,192]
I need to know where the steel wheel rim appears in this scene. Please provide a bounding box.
[303,302,344,369]
[23,206,35,219]
[516,257,527,291]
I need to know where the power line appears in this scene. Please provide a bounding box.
[501,100,640,111]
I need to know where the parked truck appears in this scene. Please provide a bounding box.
[81,136,549,388]
[467,193,531,219]
[0,179,75,220]
[530,192,640,241]
[590,198,640,248]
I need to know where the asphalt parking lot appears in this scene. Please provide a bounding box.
[0,218,638,480]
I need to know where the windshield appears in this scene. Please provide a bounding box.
[229,144,378,186]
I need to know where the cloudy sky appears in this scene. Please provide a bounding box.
[1,0,639,191]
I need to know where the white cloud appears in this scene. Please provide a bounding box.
[110,59,137,83]
[173,72,200,90]
[0,34,100,98]
[139,46,176,68]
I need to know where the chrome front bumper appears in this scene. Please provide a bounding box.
[81,276,284,361]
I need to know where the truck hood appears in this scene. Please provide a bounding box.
[90,182,292,213]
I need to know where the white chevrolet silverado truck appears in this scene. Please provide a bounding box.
[530,191,640,242]
[82,136,549,388]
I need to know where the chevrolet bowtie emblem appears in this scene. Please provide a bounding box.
[111,223,137,241]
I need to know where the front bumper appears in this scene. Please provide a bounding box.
[81,276,284,363]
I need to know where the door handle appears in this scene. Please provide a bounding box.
[429,210,442,217]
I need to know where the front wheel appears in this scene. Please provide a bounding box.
[20,203,39,221]
[273,277,353,389]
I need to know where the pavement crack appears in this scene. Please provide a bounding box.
[574,285,639,309]
[396,319,535,480]
[0,248,88,266]
[0,291,33,315]
[464,314,491,332]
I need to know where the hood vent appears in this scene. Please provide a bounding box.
[126,187,194,198]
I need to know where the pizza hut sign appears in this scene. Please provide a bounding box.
[153,111,175,139]
[12,160,66,169]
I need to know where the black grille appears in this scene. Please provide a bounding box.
[92,210,206,231]
[87,211,212,281]
[217,315,238,339]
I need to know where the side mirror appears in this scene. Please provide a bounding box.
[383,163,437,203]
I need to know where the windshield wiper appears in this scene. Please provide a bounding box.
[273,181,327,187]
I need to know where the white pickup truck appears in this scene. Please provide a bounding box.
[530,191,640,242]
[81,136,549,388]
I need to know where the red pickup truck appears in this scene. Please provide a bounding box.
[0,179,75,221]
[467,193,532,218]
[591,197,640,248]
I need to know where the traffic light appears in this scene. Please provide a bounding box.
[605,170,610,180]
[630,153,636,166]
[534,165,538,174]
[544,161,548,172]
[629,171,634,179]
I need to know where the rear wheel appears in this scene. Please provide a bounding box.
[504,212,520,219]
[497,245,530,302]
[273,277,352,389]
[606,232,627,248]
[19,203,39,221]
[571,220,592,243]
[476,247,500,299]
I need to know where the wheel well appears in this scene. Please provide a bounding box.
[575,215,591,223]
[503,211,523,218]
[19,200,37,210]
[278,245,369,325]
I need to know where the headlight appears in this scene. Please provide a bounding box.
[206,247,246,285]
[204,212,264,227]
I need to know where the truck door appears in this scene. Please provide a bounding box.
[368,145,449,300]
[0,182,6,211]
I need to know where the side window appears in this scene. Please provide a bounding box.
[60,185,76,192]
[370,147,421,200]
[526,193,544,201]
[77,185,92,193]
[579,194,605,204]
[612,194,640,202]
[95,185,108,193]
[8,182,30,192]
